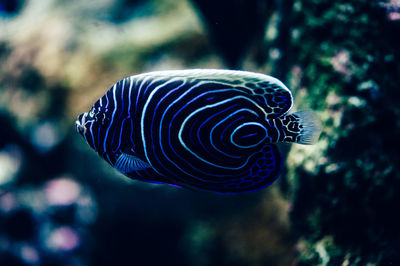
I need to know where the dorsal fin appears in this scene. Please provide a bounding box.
[114,152,151,174]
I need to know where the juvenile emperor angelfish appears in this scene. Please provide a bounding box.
[76,69,321,193]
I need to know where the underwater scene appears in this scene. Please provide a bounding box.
[0,0,399,265]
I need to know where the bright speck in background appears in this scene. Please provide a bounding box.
[45,177,81,206]
[0,144,23,186]
[46,226,80,251]
[20,244,40,264]
[30,121,62,154]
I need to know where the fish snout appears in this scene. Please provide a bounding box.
[75,113,87,135]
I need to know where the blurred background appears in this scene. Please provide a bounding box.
[0,0,399,265]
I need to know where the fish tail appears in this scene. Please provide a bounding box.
[289,110,322,145]
[270,110,321,145]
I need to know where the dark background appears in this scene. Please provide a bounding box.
[0,0,399,265]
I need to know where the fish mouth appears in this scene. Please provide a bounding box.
[75,112,87,135]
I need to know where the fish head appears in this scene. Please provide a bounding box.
[75,100,113,156]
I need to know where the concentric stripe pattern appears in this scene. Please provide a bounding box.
[78,69,297,193]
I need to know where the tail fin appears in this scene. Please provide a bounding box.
[292,110,322,145]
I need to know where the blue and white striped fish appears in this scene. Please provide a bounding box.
[76,69,321,193]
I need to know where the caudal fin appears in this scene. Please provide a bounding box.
[292,110,322,145]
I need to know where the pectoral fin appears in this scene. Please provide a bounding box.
[114,152,151,174]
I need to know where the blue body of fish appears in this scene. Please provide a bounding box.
[76,69,321,193]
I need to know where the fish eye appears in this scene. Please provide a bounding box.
[89,108,95,117]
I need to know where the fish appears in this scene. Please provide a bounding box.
[76,69,321,193]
